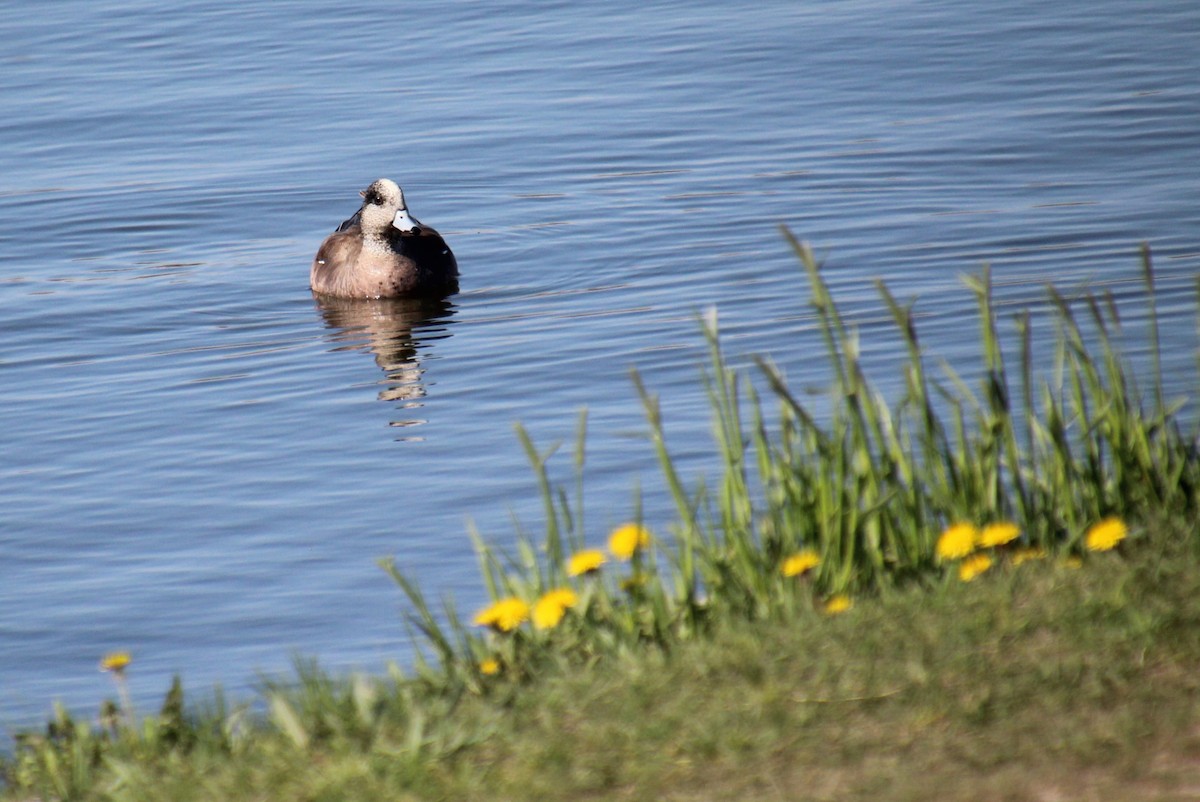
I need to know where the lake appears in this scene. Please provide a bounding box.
[2,0,1198,730]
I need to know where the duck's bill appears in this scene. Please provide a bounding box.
[392,208,423,234]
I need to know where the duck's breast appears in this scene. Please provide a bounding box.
[310,228,364,295]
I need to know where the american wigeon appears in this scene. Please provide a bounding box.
[311,179,458,298]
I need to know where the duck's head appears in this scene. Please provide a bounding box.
[359,178,423,235]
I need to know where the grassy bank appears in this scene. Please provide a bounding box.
[5,237,1198,800]
[7,521,1200,801]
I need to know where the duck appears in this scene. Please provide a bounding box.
[311,178,458,298]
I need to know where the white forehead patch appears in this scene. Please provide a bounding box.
[365,178,404,210]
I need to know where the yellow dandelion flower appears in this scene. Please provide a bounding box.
[1084,517,1128,552]
[532,587,579,630]
[823,594,853,615]
[958,553,993,582]
[608,523,651,560]
[936,522,978,561]
[1011,547,1047,566]
[472,597,530,633]
[99,652,131,673]
[978,521,1020,548]
[567,549,606,577]
[781,549,820,578]
[479,658,501,676]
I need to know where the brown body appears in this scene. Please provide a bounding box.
[310,179,458,299]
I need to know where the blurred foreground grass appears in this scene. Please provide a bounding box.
[7,521,1199,801]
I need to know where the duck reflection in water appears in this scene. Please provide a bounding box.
[313,295,456,434]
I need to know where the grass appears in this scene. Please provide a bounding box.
[4,234,1199,800]
[8,521,1200,801]
[459,521,1200,801]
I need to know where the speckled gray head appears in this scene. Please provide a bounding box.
[358,178,423,235]
[356,179,401,234]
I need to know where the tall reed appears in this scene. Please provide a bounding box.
[384,232,1199,675]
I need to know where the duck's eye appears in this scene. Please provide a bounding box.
[364,192,380,205]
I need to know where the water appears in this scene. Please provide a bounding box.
[2,0,1198,730]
